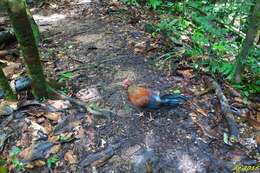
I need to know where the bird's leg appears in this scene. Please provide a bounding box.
[137,112,145,118]
[148,112,154,121]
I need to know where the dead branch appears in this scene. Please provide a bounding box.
[207,77,239,142]
[80,142,122,168]
[0,49,18,58]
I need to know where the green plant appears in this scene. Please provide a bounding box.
[125,0,259,97]
[58,135,73,143]
[58,71,73,82]
[0,158,8,173]
[47,155,59,169]
[9,147,24,172]
[121,0,139,6]
[148,0,162,10]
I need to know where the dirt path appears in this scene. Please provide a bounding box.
[1,1,257,173]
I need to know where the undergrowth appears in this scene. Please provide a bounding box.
[121,0,260,97]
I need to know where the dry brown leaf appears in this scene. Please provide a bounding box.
[3,62,21,79]
[47,100,71,110]
[44,112,62,122]
[256,131,260,145]
[76,88,101,102]
[195,108,208,117]
[64,150,77,164]
[42,121,53,134]
[33,160,46,167]
[134,41,146,53]
[176,69,194,79]
[18,146,32,160]
[257,111,260,122]
[0,101,17,116]
[50,144,61,154]
[234,97,244,104]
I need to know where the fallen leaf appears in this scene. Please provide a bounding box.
[64,150,77,164]
[50,144,61,154]
[0,101,17,116]
[44,112,62,122]
[33,160,46,167]
[3,62,21,79]
[47,100,71,110]
[18,147,32,160]
[134,41,146,53]
[176,69,194,79]
[195,108,208,116]
[76,88,101,102]
[256,130,260,145]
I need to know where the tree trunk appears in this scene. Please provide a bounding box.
[234,0,260,83]
[6,0,50,99]
[0,67,16,100]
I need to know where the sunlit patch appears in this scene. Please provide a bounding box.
[33,14,66,24]
[176,152,203,173]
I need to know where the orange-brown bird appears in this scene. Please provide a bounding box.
[123,78,188,119]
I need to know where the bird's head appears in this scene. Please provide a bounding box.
[122,77,133,89]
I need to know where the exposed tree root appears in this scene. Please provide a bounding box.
[206,77,240,143]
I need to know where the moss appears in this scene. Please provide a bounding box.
[0,68,16,100]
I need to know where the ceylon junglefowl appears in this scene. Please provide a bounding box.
[123,78,188,119]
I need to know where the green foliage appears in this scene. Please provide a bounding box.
[47,155,59,168]
[0,158,7,173]
[123,0,259,97]
[58,71,73,82]
[148,0,162,10]
[58,134,73,143]
[121,0,139,6]
[9,147,22,157]
[9,147,24,172]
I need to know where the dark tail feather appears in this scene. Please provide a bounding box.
[160,94,189,107]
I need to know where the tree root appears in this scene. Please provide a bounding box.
[206,77,240,143]
[49,87,116,120]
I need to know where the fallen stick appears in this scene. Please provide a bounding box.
[0,49,18,58]
[207,77,239,142]
[79,142,122,168]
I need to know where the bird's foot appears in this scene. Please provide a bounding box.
[148,112,154,122]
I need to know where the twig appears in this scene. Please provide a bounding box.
[206,77,239,142]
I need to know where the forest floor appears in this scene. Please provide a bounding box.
[0,0,259,173]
